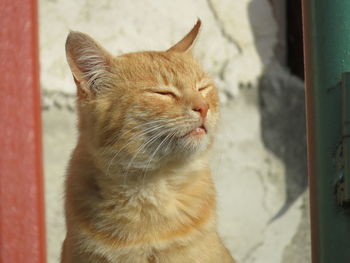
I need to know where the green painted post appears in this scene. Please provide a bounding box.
[341,73,350,201]
[302,0,350,262]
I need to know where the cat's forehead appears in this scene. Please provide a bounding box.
[112,51,209,89]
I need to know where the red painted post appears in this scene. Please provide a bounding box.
[0,0,46,263]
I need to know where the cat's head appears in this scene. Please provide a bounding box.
[66,20,219,173]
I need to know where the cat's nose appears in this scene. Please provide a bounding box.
[192,102,209,119]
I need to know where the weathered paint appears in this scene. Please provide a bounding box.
[302,0,350,262]
[0,0,46,262]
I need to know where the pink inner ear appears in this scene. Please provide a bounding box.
[73,75,80,86]
[65,31,112,89]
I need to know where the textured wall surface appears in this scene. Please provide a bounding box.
[40,0,310,262]
[40,0,277,100]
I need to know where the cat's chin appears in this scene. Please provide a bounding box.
[177,126,210,154]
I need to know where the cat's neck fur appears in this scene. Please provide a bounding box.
[65,137,216,248]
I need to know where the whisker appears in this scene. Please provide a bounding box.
[106,124,170,176]
[102,118,174,153]
[104,116,197,177]
[105,119,187,176]
[104,116,188,150]
[141,130,178,185]
[122,126,176,177]
[106,117,190,161]
[141,130,176,177]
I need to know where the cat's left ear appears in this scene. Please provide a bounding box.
[167,19,201,53]
[65,31,113,98]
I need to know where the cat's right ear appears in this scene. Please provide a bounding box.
[65,31,112,99]
[167,19,201,53]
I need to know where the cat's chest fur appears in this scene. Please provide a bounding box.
[65,157,218,263]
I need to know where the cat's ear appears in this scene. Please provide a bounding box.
[65,31,112,98]
[167,19,201,53]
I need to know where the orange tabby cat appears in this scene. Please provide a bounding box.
[61,20,235,263]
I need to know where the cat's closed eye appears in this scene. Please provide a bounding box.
[154,91,177,98]
[198,85,213,93]
[146,90,178,99]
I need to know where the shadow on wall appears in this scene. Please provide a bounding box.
[248,0,308,218]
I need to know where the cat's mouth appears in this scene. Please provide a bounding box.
[183,125,207,137]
